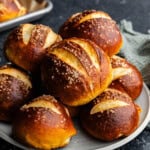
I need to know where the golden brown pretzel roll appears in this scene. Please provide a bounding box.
[41,37,112,106]
[59,10,123,57]
[4,23,62,72]
[0,0,26,22]
[0,64,32,121]
[80,88,140,141]
[110,55,143,100]
[12,95,76,150]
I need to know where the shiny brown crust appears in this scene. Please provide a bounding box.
[4,23,62,72]
[59,10,123,57]
[41,37,112,106]
[12,95,76,149]
[0,0,26,22]
[80,88,140,141]
[0,64,32,121]
[110,55,143,100]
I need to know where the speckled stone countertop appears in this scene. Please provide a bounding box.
[0,0,150,149]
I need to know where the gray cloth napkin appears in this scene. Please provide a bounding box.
[119,20,150,86]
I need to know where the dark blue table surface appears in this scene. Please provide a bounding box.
[0,0,150,149]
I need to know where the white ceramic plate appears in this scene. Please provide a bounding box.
[0,83,149,150]
[0,0,53,32]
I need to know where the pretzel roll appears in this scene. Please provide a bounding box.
[12,95,76,149]
[110,55,143,100]
[41,38,112,106]
[80,88,140,141]
[4,24,62,72]
[59,10,123,57]
[0,64,32,121]
[0,0,26,22]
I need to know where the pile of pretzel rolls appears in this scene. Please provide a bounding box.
[0,10,143,149]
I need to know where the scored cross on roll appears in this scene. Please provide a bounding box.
[110,55,143,100]
[41,37,112,106]
[80,88,141,141]
[0,64,33,121]
[4,23,62,73]
[59,10,123,57]
[12,95,76,149]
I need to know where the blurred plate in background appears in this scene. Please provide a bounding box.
[0,0,53,32]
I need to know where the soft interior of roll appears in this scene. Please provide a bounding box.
[0,68,32,88]
[22,24,35,45]
[22,100,61,114]
[43,30,58,49]
[50,48,87,77]
[112,67,132,81]
[78,12,111,25]
[90,99,129,115]
[70,38,100,70]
